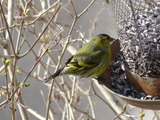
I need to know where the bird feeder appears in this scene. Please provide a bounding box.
[102,0,160,109]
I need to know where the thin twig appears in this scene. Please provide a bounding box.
[7,5,61,106]
[77,0,95,18]
[0,0,61,32]
[87,93,96,119]
[45,7,77,120]
[45,0,96,118]
[15,0,32,54]
[0,1,16,56]
[19,4,61,58]
[112,105,127,120]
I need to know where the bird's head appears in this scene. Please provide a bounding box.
[96,34,114,47]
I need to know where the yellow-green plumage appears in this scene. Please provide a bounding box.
[44,34,114,83]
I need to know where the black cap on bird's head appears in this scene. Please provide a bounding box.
[97,34,114,42]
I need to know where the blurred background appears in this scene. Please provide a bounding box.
[0,0,160,120]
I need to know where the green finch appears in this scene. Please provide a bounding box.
[44,34,114,83]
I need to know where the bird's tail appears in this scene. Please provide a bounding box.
[44,66,64,83]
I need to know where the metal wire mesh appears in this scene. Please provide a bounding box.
[110,0,160,78]
[110,0,158,26]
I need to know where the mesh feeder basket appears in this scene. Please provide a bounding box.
[102,0,160,109]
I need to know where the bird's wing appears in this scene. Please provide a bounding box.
[62,50,104,74]
[73,50,104,66]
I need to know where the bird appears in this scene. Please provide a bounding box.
[44,34,114,83]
